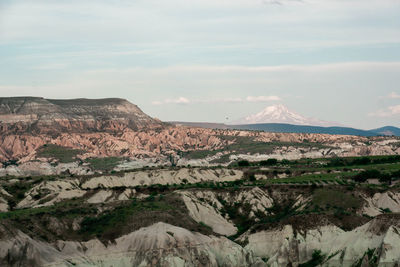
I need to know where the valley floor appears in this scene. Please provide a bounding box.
[1,155,400,266]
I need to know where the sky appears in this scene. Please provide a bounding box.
[0,0,400,129]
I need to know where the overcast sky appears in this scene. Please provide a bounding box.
[1,0,400,129]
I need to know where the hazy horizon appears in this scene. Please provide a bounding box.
[1,0,399,129]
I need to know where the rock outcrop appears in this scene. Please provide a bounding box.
[179,187,274,236]
[0,222,264,267]
[0,97,162,134]
[363,191,400,216]
[237,214,400,267]
[13,168,244,209]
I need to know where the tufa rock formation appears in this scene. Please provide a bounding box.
[0,97,163,134]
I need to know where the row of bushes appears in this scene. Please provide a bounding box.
[234,155,400,169]
[352,169,400,183]
[328,156,400,167]
[236,158,279,167]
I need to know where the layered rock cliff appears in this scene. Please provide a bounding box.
[0,97,162,134]
[0,222,264,267]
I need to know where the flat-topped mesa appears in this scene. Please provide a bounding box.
[0,97,163,134]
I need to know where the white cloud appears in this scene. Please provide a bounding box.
[388,92,400,99]
[151,100,163,105]
[166,97,190,104]
[261,0,303,5]
[152,95,281,105]
[152,97,190,105]
[246,95,281,102]
[369,105,400,117]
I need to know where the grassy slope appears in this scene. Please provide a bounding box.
[37,144,84,163]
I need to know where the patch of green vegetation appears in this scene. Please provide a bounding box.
[299,250,326,267]
[221,197,299,240]
[2,182,32,202]
[220,201,255,239]
[37,144,83,163]
[352,169,400,184]
[327,155,400,167]
[199,221,212,231]
[237,160,251,167]
[380,208,392,214]
[182,150,220,160]
[0,192,214,242]
[0,198,95,220]
[267,172,356,185]
[1,159,19,167]
[312,188,362,211]
[79,198,173,238]
[86,157,122,171]
[260,158,278,166]
[352,248,378,267]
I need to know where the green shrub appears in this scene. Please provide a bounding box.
[86,157,121,172]
[37,144,83,163]
[353,169,381,183]
[238,160,250,167]
[299,250,326,267]
[259,158,278,166]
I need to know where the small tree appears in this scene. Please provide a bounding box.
[237,160,250,167]
[248,173,256,182]
[260,158,278,166]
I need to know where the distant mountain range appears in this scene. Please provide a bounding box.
[371,126,400,136]
[231,123,400,137]
[169,122,400,137]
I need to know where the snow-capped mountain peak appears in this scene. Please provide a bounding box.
[232,104,338,127]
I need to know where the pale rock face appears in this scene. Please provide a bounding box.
[0,223,265,267]
[0,187,11,197]
[114,159,163,171]
[232,187,274,218]
[292,194,311,211]
[239,225,296,265]
[87,189,149,204]
[238,216,400,267]
[179,187,274,236]
[380,226,400,263]
[13,168,243,209]
[17,179,86,208]
[87,190,114,204]
[0,196,8,212]
[179,190,238,236]
[0,161,93,177]
[362,191,400,216]
[81,168,243,190]
[0,231,71,267]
